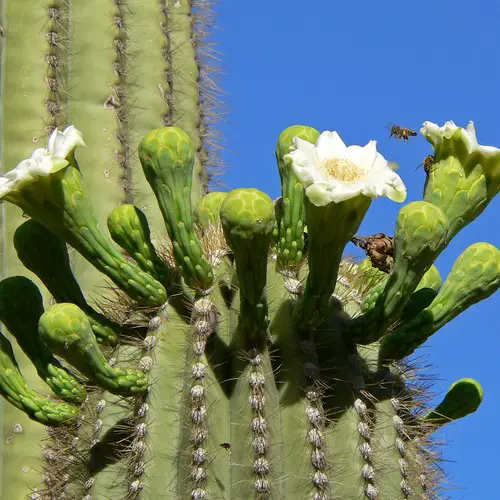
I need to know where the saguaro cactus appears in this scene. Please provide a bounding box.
[0,4,499,500]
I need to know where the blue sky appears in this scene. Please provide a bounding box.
[213,1,500,497]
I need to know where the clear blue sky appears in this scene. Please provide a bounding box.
[213,1,500,497]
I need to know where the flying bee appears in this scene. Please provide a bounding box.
[387,124,417,142]
[416,155,435,175]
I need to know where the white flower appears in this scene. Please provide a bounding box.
[284,131,407,206]
[421,120,500,157]
[47,125,86,158]
[0,126,84,201]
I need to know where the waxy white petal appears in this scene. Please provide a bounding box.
[285,130,407,206]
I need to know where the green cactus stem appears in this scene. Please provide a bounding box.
[197,191,229,228]
[14,219,119,346]
[423,378,483,428]
[275,125,320,270]
[107,203,169,284]
[421,121,500,241]
[139,127,214,292]
[220,188,275,346]
[0,332,78,425]
[39,303,148,396]
[0,277,86,404]
[299,195,371,330]
[1,160,167,306]
[0,117,496,498]
[380,242,500,363]
[349,201,449,343]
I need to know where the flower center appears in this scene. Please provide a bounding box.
[320,158,364,183]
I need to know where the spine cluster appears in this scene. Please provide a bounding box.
[390,397,413,499]
[44,1,68,135]
[125,304,167,498]
[247,349,271,496]
[187,298,218,499]
[305,387,329,500]
[354,398,378,500]
[108,0,133,202]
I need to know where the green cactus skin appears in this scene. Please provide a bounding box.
[349,201,449,343]
[0,1,499,497]
[107,203,169,285]
[275,125,320,270]
[0,122,497,499]
[423,124,500,241]
[380,242,500,363]
[139,127,214,291]
[0,277,86,404]
[197,191,229,228]
[14,219,119,346]
[39,303,148,396]
[423,378,483,427]
[0,332,78,426]
[4,164,167,307]
[299,195,371,330]
[0,1,221,495]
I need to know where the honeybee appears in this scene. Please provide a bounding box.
[388,125,417,142]
[416,155,435,175]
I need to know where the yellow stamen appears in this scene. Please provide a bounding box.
[320,158,364,183]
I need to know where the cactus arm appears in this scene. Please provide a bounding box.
[423,378,483,428]
[0,332,77,425]
[0,277,86,404]
[220,188,275,346]
[422,121,500,240]
[349,202,449,343]
[275,125,320,270]
[14,219,119,345]
[107,203,169,284]
[197,191,229,228]
[38,304,148,396]
[380,242,500,363]
[219,189,282,497]
[299,195,371,329]
[5,164,167,306]
[139,127,214,291]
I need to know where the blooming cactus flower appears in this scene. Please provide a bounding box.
[420,120,500,240]
[0,126,85,202]
[421,120,500,160]
[46,125,86,159]
[284,131,407,206]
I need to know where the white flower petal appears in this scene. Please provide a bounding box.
[465,121,476,139]
[285,128,406,206]
[316,131,347,160]
[289,150,316,187]
[47,125,86,158]
[421,119,499,159]
[292,137,319,166]
[346,141,377,173]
